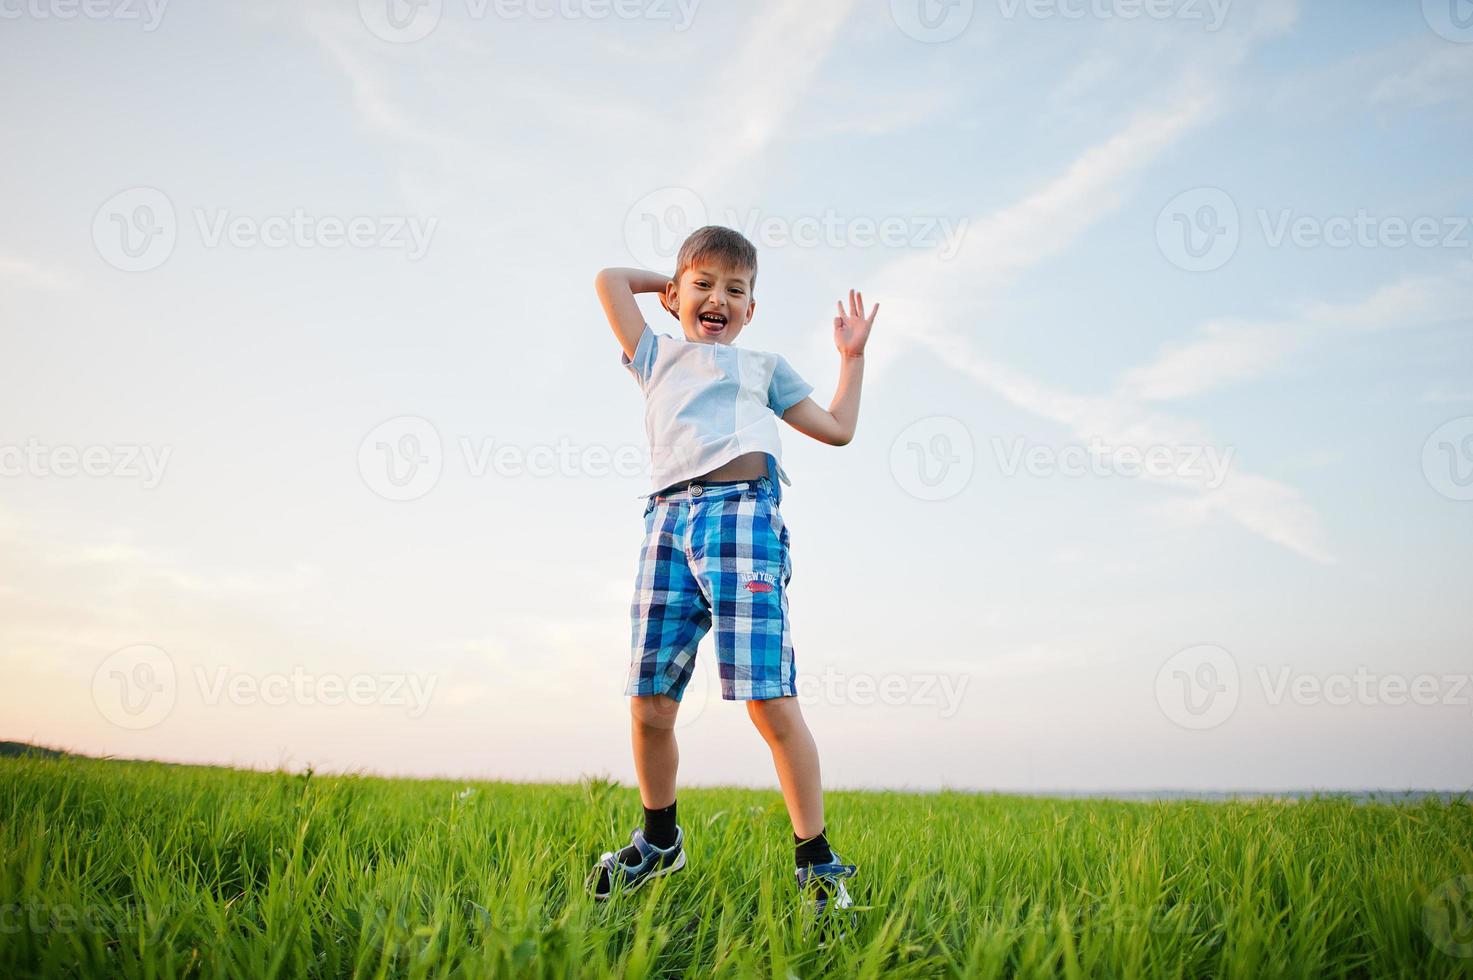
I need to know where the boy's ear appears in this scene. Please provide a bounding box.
[661,280,680,320]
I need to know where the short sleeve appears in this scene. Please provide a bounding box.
[620,323,656,387]
[767,354,814,416]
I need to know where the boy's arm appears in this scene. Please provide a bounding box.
[781,355,863,446]
[595,267,673,361]
[781,288,878,447]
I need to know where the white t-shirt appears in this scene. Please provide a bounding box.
[621,322,814,504]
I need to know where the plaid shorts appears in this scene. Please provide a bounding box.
[626,475,796,702]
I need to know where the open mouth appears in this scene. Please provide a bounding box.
[698,313,728,334]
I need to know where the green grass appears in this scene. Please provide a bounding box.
[2,756,1471,978]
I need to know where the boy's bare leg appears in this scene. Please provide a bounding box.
[630,693,680,808]
[746,695,825,838]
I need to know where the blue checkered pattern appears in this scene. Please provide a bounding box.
[626,476,796,702]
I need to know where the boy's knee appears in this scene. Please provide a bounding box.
[630,693,680,732]
[746,695,800,737]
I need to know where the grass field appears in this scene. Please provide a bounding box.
[2,755,1471,978]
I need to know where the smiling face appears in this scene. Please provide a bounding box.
[665,262,756,346]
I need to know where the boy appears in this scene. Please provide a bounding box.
[588,225,879,921]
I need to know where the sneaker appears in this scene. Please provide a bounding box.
[795,850,858,941]
[588,825,686,900]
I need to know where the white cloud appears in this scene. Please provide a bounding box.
[1371,45,1473,110]
[0,255,76,292]
[1120,262,1473,403]
[1116,318,1303,402]
[683,0,859,191]
[855,8,1336,563]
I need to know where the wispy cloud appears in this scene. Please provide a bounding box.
[0,255,76,292]
[858,7,1334,562]
[1371,44,1473,110]
[1121,262,1473,402]
[683,0,858,190]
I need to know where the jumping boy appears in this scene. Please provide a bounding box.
[589,225,879,919]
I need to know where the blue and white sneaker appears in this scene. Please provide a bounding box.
[589,825,686,900]
[795,850,858,932]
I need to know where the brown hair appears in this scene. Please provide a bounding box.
[674,225,758,294]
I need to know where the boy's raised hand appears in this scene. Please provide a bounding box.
[834,289,878,358]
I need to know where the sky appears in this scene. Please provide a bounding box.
[1,0,1471,793]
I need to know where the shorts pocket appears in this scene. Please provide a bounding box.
[759,498,792,585]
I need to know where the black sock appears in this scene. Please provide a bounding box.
[613,801,677,868]
[596,801,680,893]
[643,800,678,849]
[794,827,832,867]
[611,800,678,869]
